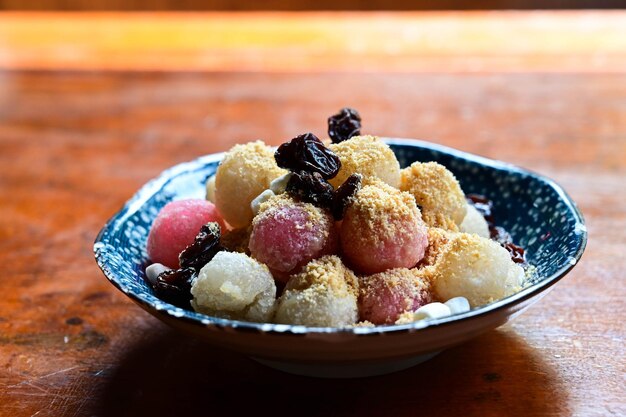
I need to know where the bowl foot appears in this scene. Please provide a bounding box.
[252,351,440,378]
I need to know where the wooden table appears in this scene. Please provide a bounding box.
[0,11,624,417]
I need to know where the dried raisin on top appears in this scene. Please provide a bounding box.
[179,222,223,270]
[286,170,334,208]
[274,133,341,179]
[332,173,362,220]
[328,108,362,144]
[154,267,196,308]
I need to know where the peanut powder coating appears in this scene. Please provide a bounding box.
[220,226,252,254]
[420,227,453,268]
[249,194,336,281]
[400,161,467,230]
[274,256,359,327]
[358,268,432,324]
[340,181,429,274]
[329,135,401,188]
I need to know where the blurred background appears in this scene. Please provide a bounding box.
[0,0,623,10]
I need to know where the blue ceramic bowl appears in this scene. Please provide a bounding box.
[94,139,587,378]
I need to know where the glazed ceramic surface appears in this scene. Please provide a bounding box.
[94,139,587,377]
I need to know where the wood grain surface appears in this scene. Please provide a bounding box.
[0,12,625,417]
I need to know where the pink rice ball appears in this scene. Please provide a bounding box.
[340,182,428,274]
[248,196,337,282]
[359,268,432,324]
[147,199,226,268]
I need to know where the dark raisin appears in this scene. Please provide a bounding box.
[286,170,334,208]
[490,225,512,245]
[332,173,362,220]
[503,242,526,264]
[466,193,495,225]
[328,108,362,143]
[466,193,491,205]
[153,267,196,308]
[274,133,341,179]
[179,222,222,270]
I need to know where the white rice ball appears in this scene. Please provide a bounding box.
[274,256,359,327]
[460,204,490,238]
[432,233,524,307]
[191,251,276,322]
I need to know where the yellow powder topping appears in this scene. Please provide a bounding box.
[347,181,422,242]
[419,227,454,267]
[400,161,467,230]
[395,312,417,324]
[360,268,430,298]
[359,268,431,322]
[286,255,358,298]
[254,193,326,233]
[224,141,284,177]
[329,135,400,188]
[220,226,252,254]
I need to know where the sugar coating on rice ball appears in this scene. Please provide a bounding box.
[274,256,359,327]
[460,203,490,238]
[359,268,432,325]
[214,141,286,228]
[147,199,226,268]
[248,195,338,281]
[400,162,467,231]
[191,251,276,322]
[432,233,524,307]
[329,135,401,188]
[340,181,428,274]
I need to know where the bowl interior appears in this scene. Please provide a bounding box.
[94,139,586,334]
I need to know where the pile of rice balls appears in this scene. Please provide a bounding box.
[145,108,529,327]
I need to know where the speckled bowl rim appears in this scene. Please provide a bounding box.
[94,138,587,337]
